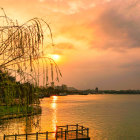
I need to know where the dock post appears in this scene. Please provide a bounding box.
[76,128,78,139]
[56,131,58,140]
[56,126,58,140]
[46,131,48,140]
[15,134,17,140]
[66,125,68,135]
[76,124,78,130]
[65,129,67,140]
[87,128,89,138]
[3,134,5,140]
[82,126,83,135]
[36,132,38,140]
[76,124,78,139]
[61,128,63,138]
[26,133,28,140]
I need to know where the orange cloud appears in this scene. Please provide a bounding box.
[55,42,75,50]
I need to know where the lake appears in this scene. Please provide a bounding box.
[1,94,140,140]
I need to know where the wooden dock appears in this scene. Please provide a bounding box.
[3,124,90,140]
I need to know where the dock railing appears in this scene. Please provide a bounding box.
[4,124,90,140]
[4,131,56,140]
[56,124,89,140]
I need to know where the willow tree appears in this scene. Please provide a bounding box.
[0,8,61,105]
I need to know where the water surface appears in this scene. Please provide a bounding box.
[1,94,140,140]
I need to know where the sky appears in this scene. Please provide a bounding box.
[0,0,140,90]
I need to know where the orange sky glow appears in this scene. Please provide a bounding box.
[1,0,140,89]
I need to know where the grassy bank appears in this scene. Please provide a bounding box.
[0,105,41,120]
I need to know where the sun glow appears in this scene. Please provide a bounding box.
[50,54,60,61]
[52,96,58,102]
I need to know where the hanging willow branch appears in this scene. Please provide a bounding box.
[0,8,62,86]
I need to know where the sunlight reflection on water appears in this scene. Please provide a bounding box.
[51,96,57,136]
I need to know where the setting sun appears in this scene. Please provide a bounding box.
[50,54,60,61]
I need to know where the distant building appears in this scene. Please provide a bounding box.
[95,87,98,93]
[55,84,68,91]
[61,84,67,91]
[55,85,62,90]
[67,87,77,91]
[51,82,54,88]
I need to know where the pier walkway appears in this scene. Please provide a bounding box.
[4,124,90,140]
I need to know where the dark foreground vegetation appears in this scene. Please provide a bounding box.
[0,70,41,120]
[0,105,41,120]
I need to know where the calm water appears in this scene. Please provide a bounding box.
[1,94,140,140]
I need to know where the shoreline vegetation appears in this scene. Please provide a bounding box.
[0,105,41,120]
[1,82,140,120]
[37,84,140,98]
[0,70,41,120]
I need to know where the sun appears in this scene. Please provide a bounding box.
[50,54,60,61]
